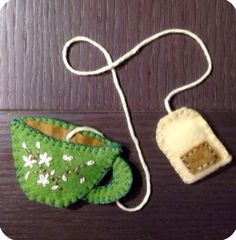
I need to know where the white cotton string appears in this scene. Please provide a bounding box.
[63,36,151,212]
[62,29,212,212]
[62,29,212,113]
[66,126,104,142]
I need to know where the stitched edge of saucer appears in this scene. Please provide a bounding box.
[84,157,133,204]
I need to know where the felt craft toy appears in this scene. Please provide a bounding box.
[62,29,232,190]
[11,117,133,207]
[153,32,232,184]
[11,28,232,212]
[156,108,232,184]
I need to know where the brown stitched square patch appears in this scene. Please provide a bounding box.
[181,142,220,175]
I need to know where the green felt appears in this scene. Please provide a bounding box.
[84,157,132,204]
[11,117,133,208]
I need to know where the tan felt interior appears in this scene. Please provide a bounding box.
[181,142,220,175]
[25,119,105,146]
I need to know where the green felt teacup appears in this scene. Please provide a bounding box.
[11,117,132,208]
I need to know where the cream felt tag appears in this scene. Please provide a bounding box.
[156,108,232,184]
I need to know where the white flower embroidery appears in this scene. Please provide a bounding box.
[23,155,37,168]
[39,152,52,167]
[86,160,95,166]
[80,176,85,184]
[22,142,27,149]
[37,174,49,187]
[36,142,41,149]
[62,174,67,182]
[21,141,94,191]
[51,185,59,190]
[63,155,73,162]
[25,171,30,180]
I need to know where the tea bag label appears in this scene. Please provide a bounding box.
[156,107,232,184]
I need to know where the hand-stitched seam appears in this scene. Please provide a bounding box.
[181,142,220,174]
[21,141,97,191]
[84,157,133,204]
[15,156,116,207]
[11,119,127,207]
[156,108,230,182]
[11,117,121,154]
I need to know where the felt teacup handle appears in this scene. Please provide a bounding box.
[84,157,133,204]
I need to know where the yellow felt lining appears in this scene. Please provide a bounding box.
[25,119,105,146]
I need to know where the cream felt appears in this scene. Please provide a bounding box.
[156,108,232,184]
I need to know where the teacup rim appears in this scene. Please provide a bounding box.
[11,116,122,153]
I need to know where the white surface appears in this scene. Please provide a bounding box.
[226,0,236,9]
[0,228,12,240]
[225,230,236,240]
[0,0,9,10]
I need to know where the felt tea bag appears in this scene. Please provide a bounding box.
[156,108,232,184]
[154,31,232,183]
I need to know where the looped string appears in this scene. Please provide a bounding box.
[66,126,104,142]
[62,29,212,212]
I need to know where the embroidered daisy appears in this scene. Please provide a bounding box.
[23,155,37,168]
[37,173,49,187]
[39,152,52,167]
[63,155,73,162]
